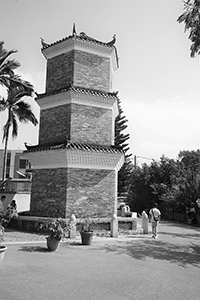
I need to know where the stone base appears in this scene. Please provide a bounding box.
[17,216,137,233]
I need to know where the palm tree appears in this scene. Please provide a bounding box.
[0,41,38,183]
[0,84,38,181]
[0,41,27,88]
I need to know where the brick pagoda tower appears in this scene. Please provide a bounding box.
[25,27,124,218]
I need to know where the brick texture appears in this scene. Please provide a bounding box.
[45,49,110,93]
[66,168,116,218]
[39,103,112,146]
[30,168,117,218]
[46,51,74,93]
[30,168,68,217]
[39,104,71,146]
[74,50,110,92]
[70,103,112,145]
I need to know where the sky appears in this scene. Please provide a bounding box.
[0,0,199,165]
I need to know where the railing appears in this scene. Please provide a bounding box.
[1,179,31,193]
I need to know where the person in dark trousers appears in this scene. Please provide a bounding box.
[149,203,161,239]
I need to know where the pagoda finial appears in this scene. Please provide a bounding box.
[72,23,77,36]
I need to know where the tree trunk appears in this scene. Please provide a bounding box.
[2,132,9,182]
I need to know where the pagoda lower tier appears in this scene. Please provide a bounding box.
[24,141,124,218]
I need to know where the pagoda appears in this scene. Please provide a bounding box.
[25,26,124,218]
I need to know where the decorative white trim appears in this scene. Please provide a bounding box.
[36,90,119,118]
[25,148,124,172]
[42,38,118,72]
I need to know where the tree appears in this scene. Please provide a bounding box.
[0,41,30,88]
[0,42,38,182]
[0,85,38,181]
[127,151,200,217]
[115,98,133,197]
[177,150,200,209]
[177,0,200,57]
[127,164,154,213]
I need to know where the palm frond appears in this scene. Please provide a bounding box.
[9,78,34,93]
[0,41,18,64]
[6,85,33,106]
[14,101,38,126]
[0,98,7,111]
[0,59,20,73]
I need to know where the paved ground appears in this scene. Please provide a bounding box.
[1,221,200,300]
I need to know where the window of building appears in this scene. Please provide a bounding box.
[6,152,11,166]
[19,159,27,169]
[6,158,10,167]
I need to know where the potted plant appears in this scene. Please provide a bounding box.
[39,218,71,251]
[0,217,8,263]
[80,217,98,245]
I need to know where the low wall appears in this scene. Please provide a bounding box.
[12,216,137,234]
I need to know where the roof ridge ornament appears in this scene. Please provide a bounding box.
[79,32,100,43]
[106,34,116,46]
[78,32,116,46]
[40,37,50,49]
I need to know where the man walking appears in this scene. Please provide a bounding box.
[149,203,161,239]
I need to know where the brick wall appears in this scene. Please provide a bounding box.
[39,104,71,145]
[45,49,110,93]
[66,168,116,218]
[70,103,112,145]
[46,50,74,93]
[30,168,117,218]
[74,50,110,92]
[30,168,68,217]
[39,103,112,146]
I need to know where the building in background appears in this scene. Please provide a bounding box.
[0,149,32,194]
[0,149,31,180]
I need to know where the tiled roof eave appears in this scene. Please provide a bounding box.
[41,35,114,51]
[36,85,119,100]
[24,142,123,155]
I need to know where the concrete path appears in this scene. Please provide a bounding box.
[0,221,200,300]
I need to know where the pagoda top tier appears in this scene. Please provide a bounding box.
[40,25,119,70]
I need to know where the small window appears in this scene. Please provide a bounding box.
[6,158,10,167]
[19,159,27,169]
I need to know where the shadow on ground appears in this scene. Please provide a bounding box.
[161,221,200,231]
[18,246,49,252]
[159,231,200,240]
[93,239,200,268]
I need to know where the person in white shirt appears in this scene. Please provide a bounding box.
[149,203,161,239]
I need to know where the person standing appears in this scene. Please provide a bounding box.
[0,195,6,218]
[6,199,18,222]
[149,203,161,239]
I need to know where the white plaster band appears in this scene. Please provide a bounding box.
[36,89,119,119]
[25,148,124,172]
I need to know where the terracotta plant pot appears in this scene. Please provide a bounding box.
[0,245,7,263]
[46,237,60,251]
[80,232,94,245]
